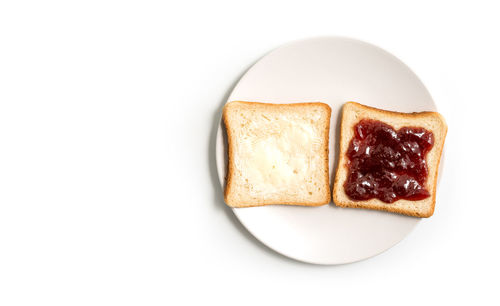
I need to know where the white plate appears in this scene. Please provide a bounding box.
[216,36,437,265]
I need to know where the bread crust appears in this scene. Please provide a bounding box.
[223,101,331,207]
[333,102,447,217]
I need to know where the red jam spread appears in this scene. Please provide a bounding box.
[344,119,434,203]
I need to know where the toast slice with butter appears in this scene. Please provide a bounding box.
[333,102,447,217]
[223,101,331,207]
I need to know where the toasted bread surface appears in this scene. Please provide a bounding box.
[223,101,331,207]
[333,102,447,217]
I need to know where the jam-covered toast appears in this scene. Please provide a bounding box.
[333,102,447,217]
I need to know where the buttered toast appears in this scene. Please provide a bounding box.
[223,101,331,207]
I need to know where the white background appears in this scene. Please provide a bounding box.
[0,1,498,305]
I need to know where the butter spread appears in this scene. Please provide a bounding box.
[234,113,323,198]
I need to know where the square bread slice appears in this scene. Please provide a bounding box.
[223,101,331,207]
[333,102,447,217]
